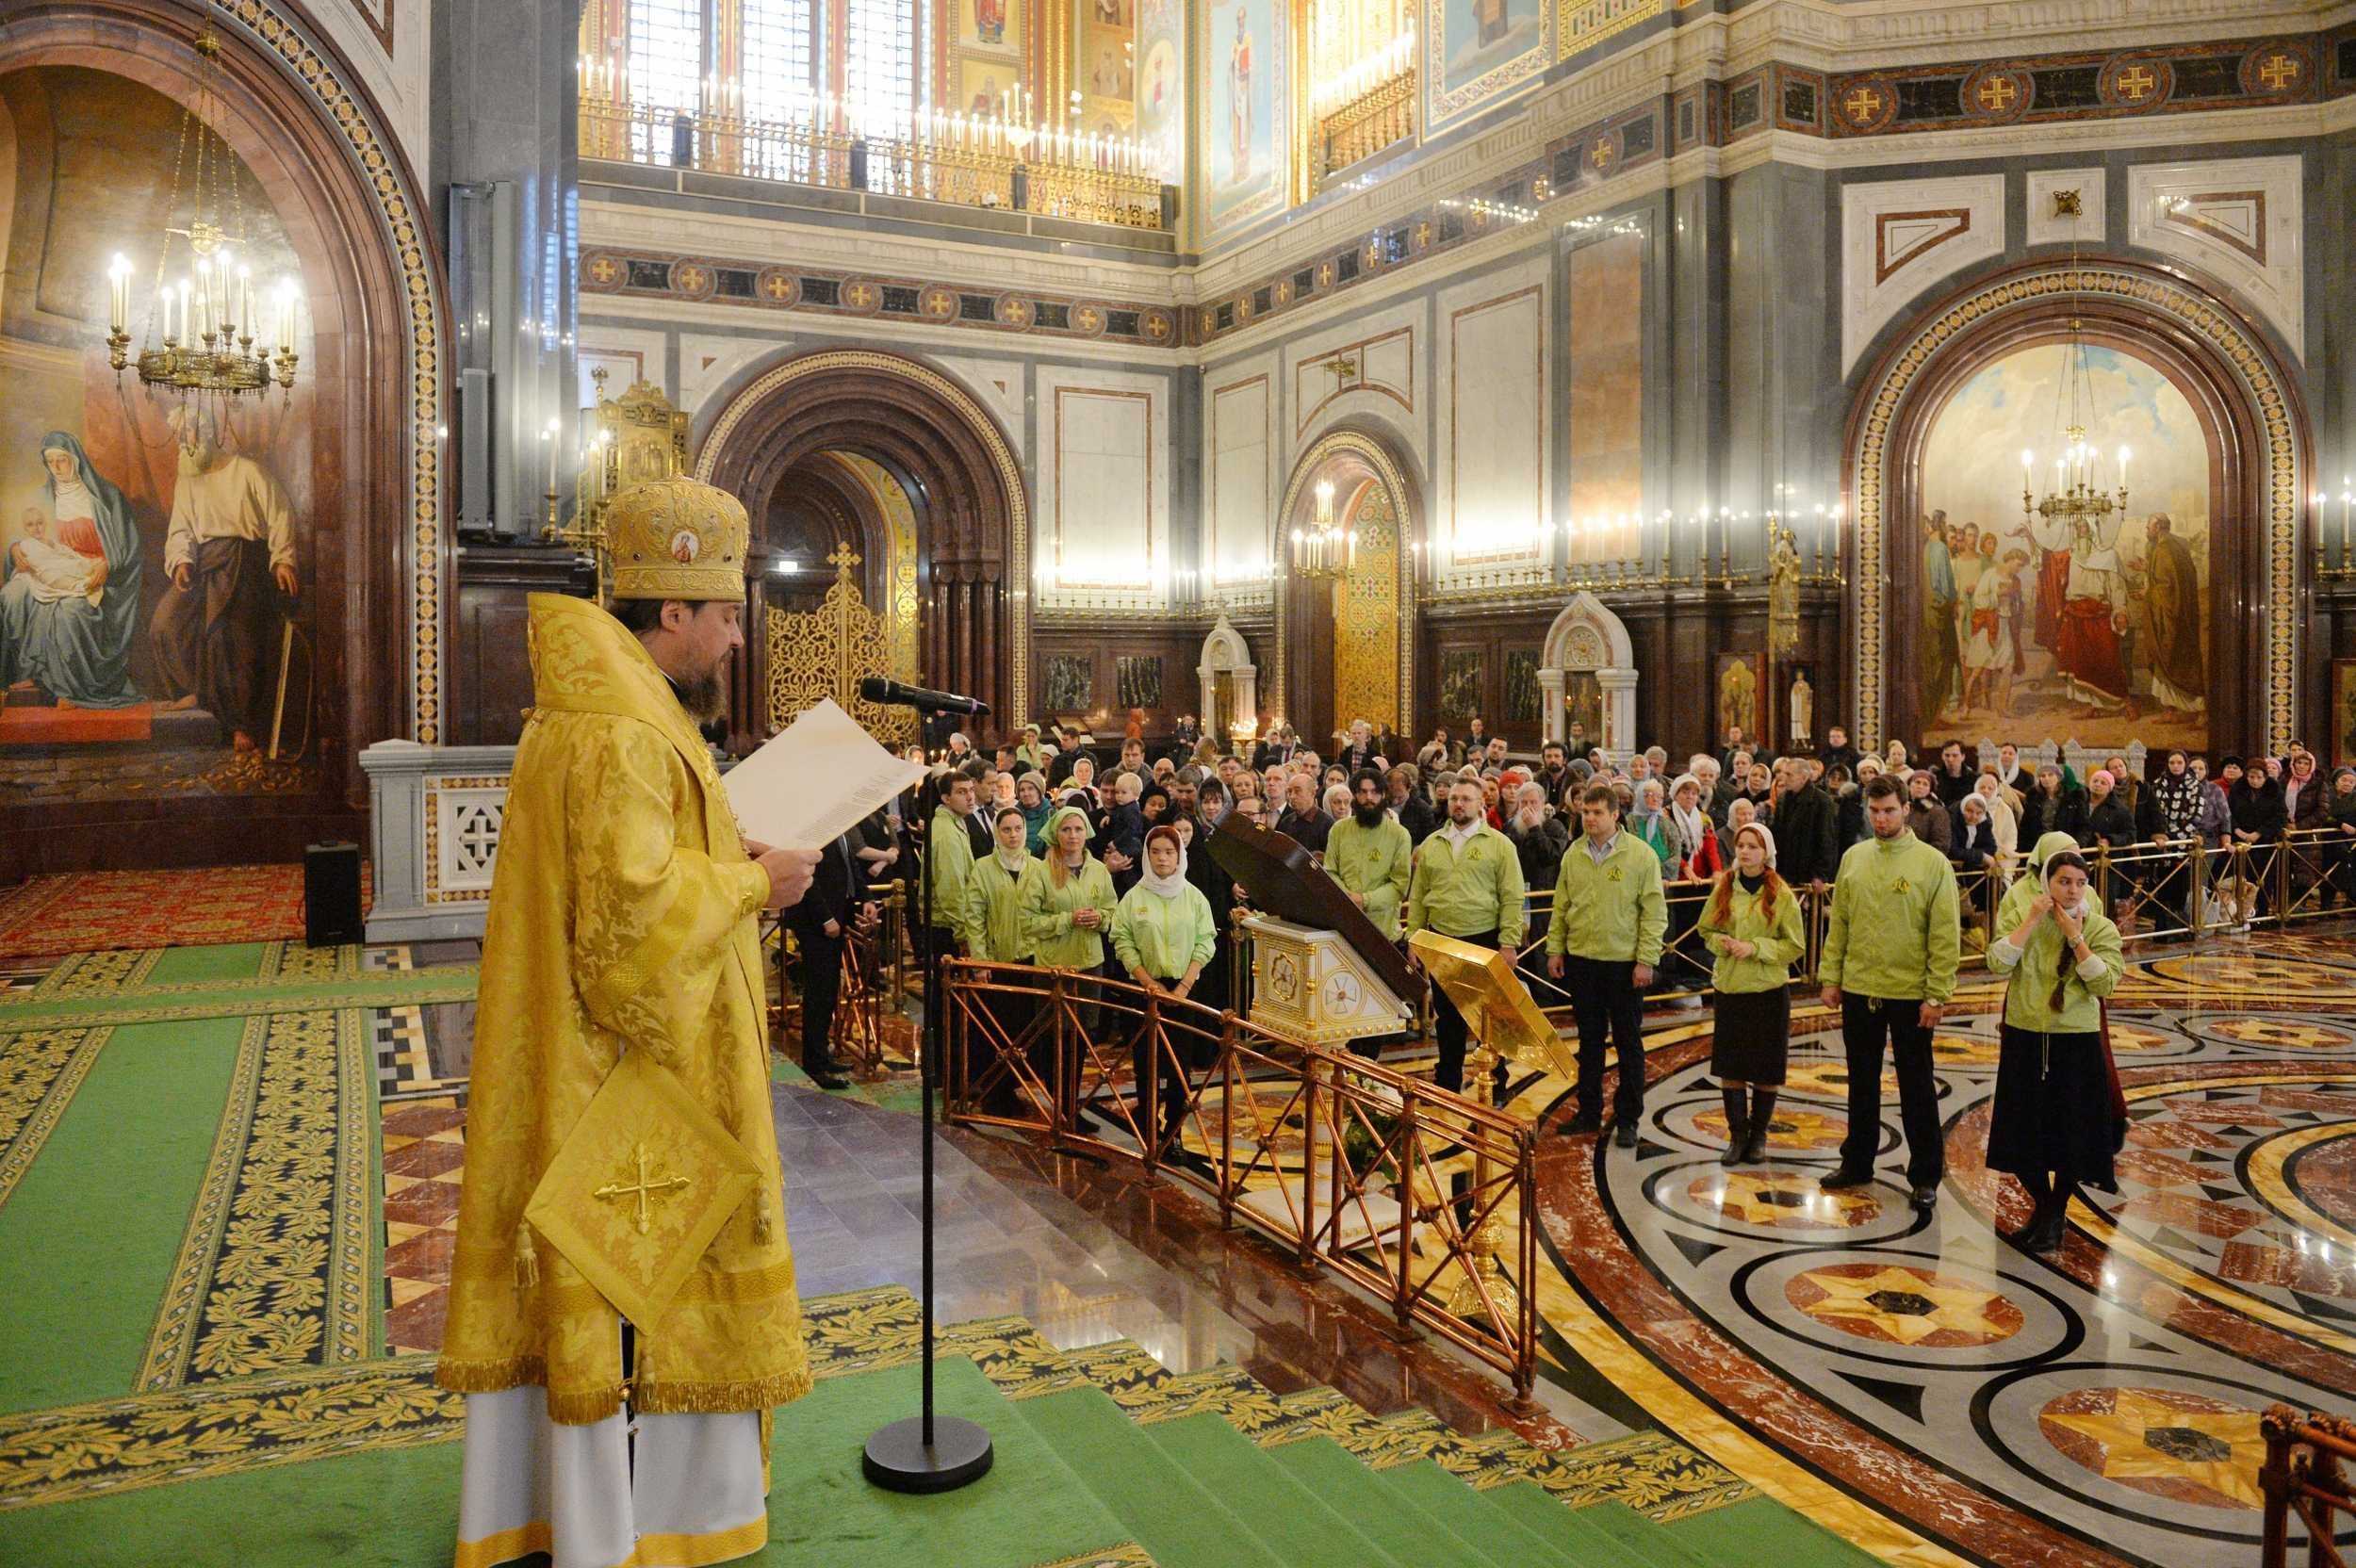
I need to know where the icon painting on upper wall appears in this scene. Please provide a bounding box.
[1424,0,1553,135]
[1205,0,1288,237]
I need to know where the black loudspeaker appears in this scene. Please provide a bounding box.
[304,841,365,947]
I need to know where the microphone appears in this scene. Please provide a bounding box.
[858,676,990,715]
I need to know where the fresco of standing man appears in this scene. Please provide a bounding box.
[150,410,299,753]
[1921,510,1959,727]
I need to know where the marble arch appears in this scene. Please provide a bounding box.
[1538,593,1636,757]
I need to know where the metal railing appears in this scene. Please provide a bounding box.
[580,95,1169,230]
[1215,829,2356,1020]
[941,959,1540,1403]
[2263,1403,2356,1566]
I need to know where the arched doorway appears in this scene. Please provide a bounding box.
[1272,428,1420,746]
[696,351,1028,748]
[0,2,442,874]
[1538,593,1636,758]
[1196,613,1256,745]
[1845,257,2305,758]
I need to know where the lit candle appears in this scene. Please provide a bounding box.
[107,253,130,337]
[176,277,191,343]
[2021,448,2033,493]
[2117,445,2130,494]
[237,266,252,342]
[544,416,560,494]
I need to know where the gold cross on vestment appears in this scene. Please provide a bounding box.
[595,1143,694,1235]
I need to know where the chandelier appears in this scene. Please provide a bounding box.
[2020,192,2126,534]
[1289,479,1357,580]
[106,29,302,403]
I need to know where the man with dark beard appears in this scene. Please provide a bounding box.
[1325,770,1413,943]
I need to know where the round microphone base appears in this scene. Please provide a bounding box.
[862,1414,994,1494]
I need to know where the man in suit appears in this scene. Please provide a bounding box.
[788,829,872,1091]
[1276,769,1332,851]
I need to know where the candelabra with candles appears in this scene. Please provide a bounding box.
[2021,431,2128,537]
[107,30,302,404]
[2317,480,2356,581]
[1313,28,1416,182]
[1290,480,1358,580]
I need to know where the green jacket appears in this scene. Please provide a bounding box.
[1110,882,1219,981]
[960,852,1034,962]
[1819,830,1960,1003]
[1407,823,1527,948]
[1697,874,1807,994]
[1017,854,1119,969]
[928,805,978,930]
[1545,829,1667,965]
[1989,890,2122,1032]
[1324,815,1414,939]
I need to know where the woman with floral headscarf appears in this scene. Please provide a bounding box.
[1987,847,2125,1252]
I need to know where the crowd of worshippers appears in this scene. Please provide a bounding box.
[793,713,2343,1249]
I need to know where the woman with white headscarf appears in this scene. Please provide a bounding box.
[1986,846,2125,1252]
[1111,824,1219,1168]
[1698,823,1806,1166]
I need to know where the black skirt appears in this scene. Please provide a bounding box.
[1987,1023,2119,1188]
[1710,987,1791,1084]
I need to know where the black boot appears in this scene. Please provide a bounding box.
[1719,1087,1749,1166]
[2029,1182,2075,1252]
[2004,1172,2053,1247]
[1743,1088,1776,1164]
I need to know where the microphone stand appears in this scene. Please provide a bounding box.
[860,686,995,1494]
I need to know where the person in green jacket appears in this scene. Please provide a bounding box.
[961,805,1039,1116]
[1325,770,1414,942]
[1818,774,1961,1211]
[1699,821,1807,1166]
[1112,825,1220,1165]
[1997,830,2080,931]
[1986,847,2125,1252]
[1019,805,1120,1119]
[1546,781,1668,1146]
[1406,776,1527,1097]
[928,772,982,945]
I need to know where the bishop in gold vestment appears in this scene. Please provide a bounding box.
[438,478,814,1568]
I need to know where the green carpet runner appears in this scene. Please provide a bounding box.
[1,1283,1894,1566]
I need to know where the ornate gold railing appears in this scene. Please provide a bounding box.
[579,95,1168,230]
[1316,68,1415,185]
[2263,1404,2356,1566]
[941,960,1540,1403]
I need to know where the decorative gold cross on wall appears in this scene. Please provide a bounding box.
[595,1143,694,1235]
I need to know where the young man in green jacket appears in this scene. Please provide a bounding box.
[1406,776,1527,1096]
[1818,774,1961,1210]
[928,773,982,951]
[1546,783,1667,1147]
[1325,770,1414,940]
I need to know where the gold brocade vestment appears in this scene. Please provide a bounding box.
[435,594,810,1423]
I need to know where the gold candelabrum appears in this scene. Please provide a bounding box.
[2022,426,2129,539]
[1290,479,1357,580]
[576,90,1165,231]
[108,32,302,403]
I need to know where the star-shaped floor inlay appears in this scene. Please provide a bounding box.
[1785,1263,2024,1347]
[2038,1387,2265,1510]
[1691,1172,1882,1229]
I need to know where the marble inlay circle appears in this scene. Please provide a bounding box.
[2144,956,2356,999]
[1692,1105,1850,1153]
[1785,1262,2026,1348]
[2288,1127,2356,1236]
[1672,1169,1892,1235]
[2201,1016,2356,1052]
[2037,1385,2266,1511]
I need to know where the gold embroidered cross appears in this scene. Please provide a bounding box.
[1843,86,1884,123]
[596,1144,693,1235]
[2114,65,2156,101]
[2257,54,2300,91]
[1975,76,2017,112]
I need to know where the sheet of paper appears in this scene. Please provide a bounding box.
[722,697,926,849]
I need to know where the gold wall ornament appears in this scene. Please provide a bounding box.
[1275,429,1419,736]
[765,548,918,748]
[1333,483,1401,733]
[557,372,695,598]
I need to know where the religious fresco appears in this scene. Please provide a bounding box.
[1204,0,1289,239]
[1082,0,1136,105]
[955,0,1022,53]
[1134,0,1184,179]
[1915,342,2210,752]
[1423,0,1552,135]
[1437,649,1481,722]
[0,65,319,801]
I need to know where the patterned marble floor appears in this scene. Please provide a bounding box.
[1529,934,2356,1568]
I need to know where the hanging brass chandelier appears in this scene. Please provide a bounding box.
[1289,479,1357,580]
[2020,191,2126,533]
[106,29,301,403]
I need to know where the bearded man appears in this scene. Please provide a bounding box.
[150,410,298,751]
[437,477,821,1568]
[1324,768,1414,942]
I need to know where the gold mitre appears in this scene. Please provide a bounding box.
[606,476,748,601]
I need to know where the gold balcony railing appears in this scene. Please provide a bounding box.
[1315,68,1415,186]
[941,959,1540,1403]
[579,95,1169,231]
